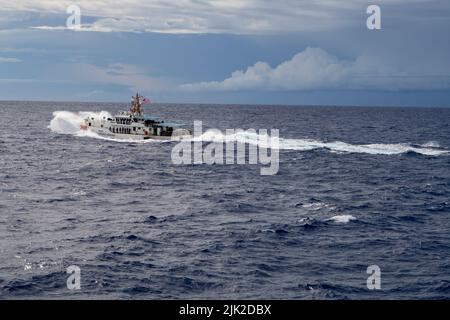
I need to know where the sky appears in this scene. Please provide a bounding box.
[0,0,450,106]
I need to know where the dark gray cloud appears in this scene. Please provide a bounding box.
[1,0,449,34]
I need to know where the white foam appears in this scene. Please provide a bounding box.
[421,141,441,148]
[196,130,449,156]
[326,215,356,223]
[301,202,335,211]
[49,111,86,134]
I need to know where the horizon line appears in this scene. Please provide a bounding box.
[1,99,450,109]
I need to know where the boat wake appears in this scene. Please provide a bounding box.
[197,130,449,156]
[49,111,449,155]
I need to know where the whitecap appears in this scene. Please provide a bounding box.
[326,215,356,223]
[421,141,441,148]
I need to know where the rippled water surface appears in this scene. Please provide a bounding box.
[1,101,449,299]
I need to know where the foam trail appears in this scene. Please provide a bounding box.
[196,130,449,156]
[49,112,449,155]
[421,141,441,148]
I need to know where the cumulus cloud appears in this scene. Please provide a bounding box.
[2,0,448,34]
[179,47,450,91]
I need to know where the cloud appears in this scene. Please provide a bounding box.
[30,26,67,31]
[71,63,170,93]
[0,57,21,63]
[179,47,450,91]
[2,0,449,34]
[0,62,170,94]
[30,17,202,34]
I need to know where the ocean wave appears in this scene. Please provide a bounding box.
[421,141,441,148]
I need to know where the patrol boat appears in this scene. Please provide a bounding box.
[80,93,191,140]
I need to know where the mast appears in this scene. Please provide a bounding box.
[130,92,143,116]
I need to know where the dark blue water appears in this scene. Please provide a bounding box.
[1,101,449,299]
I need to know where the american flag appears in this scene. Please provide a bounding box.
[141,97,151,104]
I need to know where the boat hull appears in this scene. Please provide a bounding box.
[82,127,191,141]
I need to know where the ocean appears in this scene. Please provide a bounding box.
[1,101,449,299]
